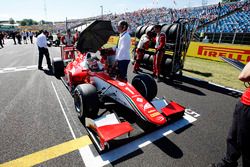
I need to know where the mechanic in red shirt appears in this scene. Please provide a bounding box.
[210,62,250,167]
[61,29,76,59]
[153,25,166,82]
[74,30,79,42]
[133,30,153,73]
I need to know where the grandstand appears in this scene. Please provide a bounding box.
[54,0,250,44]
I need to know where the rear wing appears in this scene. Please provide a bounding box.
[219,56,245,71]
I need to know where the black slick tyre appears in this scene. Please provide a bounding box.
[73,84,99,123]
[52,57,64,77]
[132,74,157,101]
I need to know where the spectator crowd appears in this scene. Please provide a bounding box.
[52,1,250,34]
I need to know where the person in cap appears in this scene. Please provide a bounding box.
[133,30,153,73]
[36,30,52,70]
[153,24,166,82]
[114,20,131,82]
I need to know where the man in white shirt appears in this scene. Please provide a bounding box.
[115,20,131,82]
[36,30,52,70]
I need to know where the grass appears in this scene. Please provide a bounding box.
[103,43,245,91]
[183,56,245,91]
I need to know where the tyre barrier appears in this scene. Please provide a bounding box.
[135,23,183,41]
[138,51,173,77]
[134,22,186,78]
[135,26,143,39]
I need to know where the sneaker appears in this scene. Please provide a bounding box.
[38,67,43,70]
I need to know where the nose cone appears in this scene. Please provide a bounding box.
[157,115,167,125]
[150,115,166,126]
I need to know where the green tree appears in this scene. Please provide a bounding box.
[20,20,27,26]
[9,18,15,24]
[27,19,33,26]
[40,20,46,25]
[19,19,38,26]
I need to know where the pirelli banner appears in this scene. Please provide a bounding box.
[107,36,137,46]
[187,42,250,64]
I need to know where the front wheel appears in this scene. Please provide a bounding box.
[132,74,157,102]
[73,84,99,123]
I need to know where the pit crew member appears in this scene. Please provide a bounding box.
[61,29,76,59]
[133,30,153,73]
[153,25,166,82]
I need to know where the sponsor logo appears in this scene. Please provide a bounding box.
[156,116,165,121]
[197,46,250,63]
[136,98,143,103]
[108,37,114,43]
[144,102,152,110]
[125,87,135,95]
[150,112,161,117]
[118,82,126,86]
[147,110,155,113]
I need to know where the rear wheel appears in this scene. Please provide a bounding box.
[52,57,64,77]
[132,74,157,102]
[73,84,99,123]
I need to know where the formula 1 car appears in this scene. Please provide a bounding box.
[52,20,185,152]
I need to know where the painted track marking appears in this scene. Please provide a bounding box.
[81,113,198,167]
[0,65,38,74]
[0,136,91,167]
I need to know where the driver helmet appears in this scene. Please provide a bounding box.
[86,53,98,70]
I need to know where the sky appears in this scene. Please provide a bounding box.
[0,0,221,22]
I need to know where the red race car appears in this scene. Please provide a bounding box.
[52,20,185,152]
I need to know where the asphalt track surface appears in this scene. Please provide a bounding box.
[0,39,243,167]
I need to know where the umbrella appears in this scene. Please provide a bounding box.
[76,20,115,53]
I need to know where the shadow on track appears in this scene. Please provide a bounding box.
[161,78,206,96]
[41,69,61,80]
[111,137,184,166]
[138,71,206,96]
[183,69,212,77]
[180,76,242,98]
[42,69,54,76]
[135,69,241,98]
